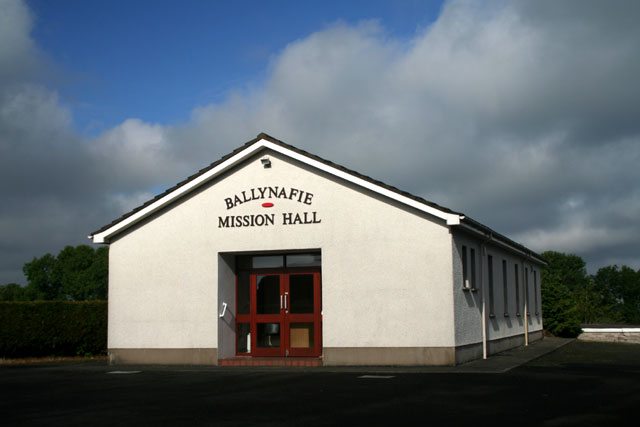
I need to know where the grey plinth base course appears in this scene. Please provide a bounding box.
[449,336,571,373]
[317,337,571,374]
[323,331,545,367]
[109,348,218,365]
[106,337,572,374]
[322,347,456,366]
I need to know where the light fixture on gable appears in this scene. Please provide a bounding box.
[261,156,271,168]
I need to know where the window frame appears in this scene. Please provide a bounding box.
[502,259,509,317]
[514,264,521,316]
[487,255,495,317]
[462,245,469,289]
[470,248,477,291]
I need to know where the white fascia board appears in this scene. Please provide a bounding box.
[456,221,540,262]
[91,141,268,243]
[91,138,461,243]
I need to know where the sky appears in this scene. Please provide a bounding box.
[1,0,639,285]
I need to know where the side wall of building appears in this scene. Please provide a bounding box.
[451,230,543,363]
[108,150,458,365]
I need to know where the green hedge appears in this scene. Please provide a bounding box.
[0,301,107,358]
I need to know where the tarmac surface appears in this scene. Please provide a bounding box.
[2,338,639,426]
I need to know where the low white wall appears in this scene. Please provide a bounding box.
[578,328,640,344]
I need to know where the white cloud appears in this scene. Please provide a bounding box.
[0,0,40,84]
[0,84,72,139]
[108,191,156,215]
[91,118,184,190]
[514,218,638,255]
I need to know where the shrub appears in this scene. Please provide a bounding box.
[0,301,107,358]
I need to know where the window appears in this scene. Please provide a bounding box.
[462,246,469,289]
[515,264,520,316]
[237,271,250,315]
[533,270,539,315]
[237,323,250,353]
[525,267,529,315]
[488,255,495,316]
[237,252,321,270]
[502,260,508,316]
[252,255,284,269]
[461,245,476,291]
[470,248,476,290]
[286,253,321,267]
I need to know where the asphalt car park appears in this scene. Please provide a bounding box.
[2,339,639,426]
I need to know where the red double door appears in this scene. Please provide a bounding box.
[236,269,321,357]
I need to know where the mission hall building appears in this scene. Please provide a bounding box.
[90,133,544,366]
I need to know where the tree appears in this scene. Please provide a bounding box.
[23,253,62,300]
[540,251,640,329]
[572,280,619,324]
[540,251,583,337]
[21,245,108,301]
[616,266,640,323]
[89,246,109,300]
[593,265,640,324]
[57,245,107,300]
[540,251,589,292]
[0,283,33,301]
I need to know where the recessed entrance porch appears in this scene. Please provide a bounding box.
[218,252,322,363]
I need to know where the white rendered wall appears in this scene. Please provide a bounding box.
[451,230,543,348]
[107,150,457,351]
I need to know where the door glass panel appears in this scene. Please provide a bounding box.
[237,271,250,315]
[290,274,314,314]
[252,255,284,269]
[256,275,280,314]
[257,323,280,348]
[286,253,321,267]
[237,323,250,354]
[290,323,314,348]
